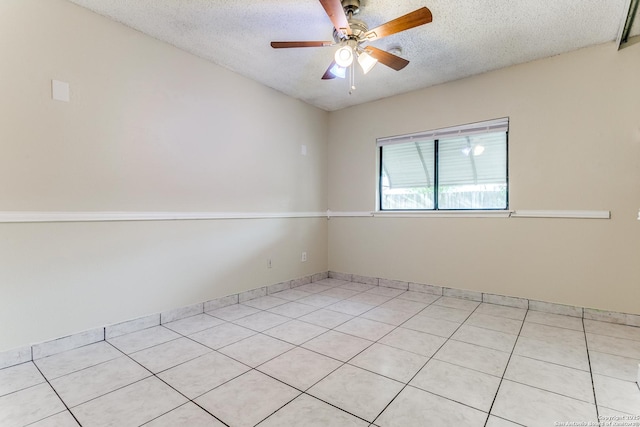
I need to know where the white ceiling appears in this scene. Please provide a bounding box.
[67,0,633,111]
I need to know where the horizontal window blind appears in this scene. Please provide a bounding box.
[382,141,434,189]
[379,117,509,210]
[377,117,509,147]
[438,132,507,186]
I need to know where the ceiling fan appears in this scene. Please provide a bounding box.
[270,0,432,81]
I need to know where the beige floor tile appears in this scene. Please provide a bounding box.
[327,300,375,316]
[397,291,441,304]
[144,402,225,426]
[320,287,360,300]
[349,343,428,382]
[29,410,79,427]
[474,303,526,320]
[465,312,523,335]
[301,330,373,362]
[195,370,299,427]
[302,331,373,362]
[491,380,597,427]
[218,334,294,367]
[232,311,290,332]
[380,298,427,315]
[433,297,480,311]
[525,311,583,331]
[0,383,66,427]
[296,294,342,308]
[241,296,288,310]
[593,374,640,415]
[163,314,225,336]
[71,377,187,427]
[434,340,510,377]
[339,282,376,292]
[520,322,585,346]
[367,287,405,298]
[584,319,640,341]
[0,362,45,397]
[268,289,312,301]
[361,307,415,326]
[451,324,518,352]
[375,386,487,427]
[158,352,249,399]
[258,394,368,427]
[308,364,404,422]
[296,283,333,294]
[418,305,470,323]
[267,301,319,318]
[378,327,446,357]
[263,319,328,345]
[504,355,594,403]
[298,308,354,329]
[207,304,260,321]
[587,333,640,359]
[402,315,461,338]
[129,337,211,373]
[258,347,342,390]
[590,350,640,381]
[513,336,589,371]
[51,356,151,407]
[348,292,393,306]
[188,322,256,349]
[107,326,180,355]
[410,359,501,412]
[335,317,396,341]
[485,415,523,427]
[35,341,122,379]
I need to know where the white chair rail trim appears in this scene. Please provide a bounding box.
[0,209,611,223]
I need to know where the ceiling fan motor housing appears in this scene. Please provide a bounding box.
[342,0,361,16]
[333,18,368,43]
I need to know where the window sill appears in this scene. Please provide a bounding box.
[373,210,512,218]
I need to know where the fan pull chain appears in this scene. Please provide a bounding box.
[349,61,356,95]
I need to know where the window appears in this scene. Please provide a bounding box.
[378,118,508,211]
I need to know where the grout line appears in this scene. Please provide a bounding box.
[30,362,85,427]
[583,317,600,420]
[483,306,528,426]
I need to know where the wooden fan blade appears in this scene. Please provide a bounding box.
[364,7,432,41]
[271,41,333,48]
[364,46,409,71]
[322,61,338,79]
[319,0,352,37]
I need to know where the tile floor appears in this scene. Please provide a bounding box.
[2,278,640,427]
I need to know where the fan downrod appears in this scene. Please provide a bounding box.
[342,0,361,18]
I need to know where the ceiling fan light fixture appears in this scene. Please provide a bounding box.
[357,50,378,74]
[329,63,347,78]
[334,45,354,67]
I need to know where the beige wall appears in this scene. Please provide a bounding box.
[2,0,639,353]
[328,42,640,314]
[0,0,328,351]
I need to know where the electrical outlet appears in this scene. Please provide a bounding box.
[267,258,272,269]
[301,251,307,262]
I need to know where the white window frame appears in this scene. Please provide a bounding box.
[377,117,509,212]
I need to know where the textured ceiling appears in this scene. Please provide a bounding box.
[67,0,633,111]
